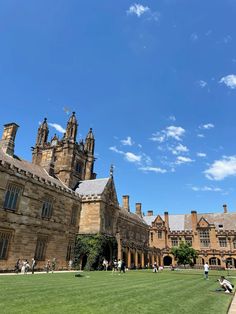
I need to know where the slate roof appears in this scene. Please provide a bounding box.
[0,149,69,190]
[75,178,110,196]
[144,212,236,231]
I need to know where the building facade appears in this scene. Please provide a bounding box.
[0,114,150,271]
[144,208,236,268]
[0,113,235,271]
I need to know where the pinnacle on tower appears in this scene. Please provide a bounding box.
[65,112,78,142]
[36,118,49,146]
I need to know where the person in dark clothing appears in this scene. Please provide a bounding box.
[120,260,126,273]
[15,259,20,274]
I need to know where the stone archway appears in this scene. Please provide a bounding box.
[209,257,221,266]
[226,257,236,268]
[163,255,172,266]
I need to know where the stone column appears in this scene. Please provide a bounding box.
[141,253,145,268]
[135,250,138,268]
[128,248,131,268]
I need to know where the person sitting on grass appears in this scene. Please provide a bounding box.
[218,276,234,293]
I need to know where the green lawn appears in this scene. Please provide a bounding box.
[0,269,235,314]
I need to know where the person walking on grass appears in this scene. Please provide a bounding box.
[31,258,36,274]
[204,262,209,280]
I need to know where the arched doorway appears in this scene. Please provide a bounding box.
[226,257,236,268]
[81,255,87,270]
[209,257,221,266]
[130,252,135,269]
[163,255,172,266]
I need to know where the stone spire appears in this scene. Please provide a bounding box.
[65,112,77,142]
[36,118,49,146]
[85,128,95,154]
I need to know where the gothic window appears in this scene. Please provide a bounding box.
[158,231,162,239]
[171,237,178,247]
[150,232,153,242]
[185,237,192,246]
[199,229,210,247]
[75,162,83,174]
[41,198,53,219]
[34,237,47,261]
[3,183,22,211]
[70,207,78,225]
[233,239,236,249]
[66,240,74,261]
[0,231,11,260]
[219,237,227,247]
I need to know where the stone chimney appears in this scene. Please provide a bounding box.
[122,195,130,212]
[191,210,198,231]
[164,211,169,229]
[135,203,142,217]
[223,204,228,214]
[0,123,19,156]
[147,210,153,216]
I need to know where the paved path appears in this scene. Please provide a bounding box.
[228,293,236,314]
[0,270,78,275]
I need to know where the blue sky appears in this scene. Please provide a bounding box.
[1,0,236,215]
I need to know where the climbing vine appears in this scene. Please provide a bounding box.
[74,234,117,271]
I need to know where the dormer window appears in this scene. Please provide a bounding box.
[218,224,223,229]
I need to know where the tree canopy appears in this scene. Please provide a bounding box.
[170,241,198,266]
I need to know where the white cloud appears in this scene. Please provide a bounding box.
[198,80,207,88]
[150,133,165,143]
[125,152,142,163]
[151,125,185,143]
[205,156,236,180]
[168,115,176,122]
[48,123,66,134]
[197,152,206,158]
[176,156,194,165]
[120,136,134,146]
[197,134,205,138]
[171,144,189,155]
[219,74,236,89]
[109,146,123,154]
[191,186,222,192]
[190,32,198,42]
[223,35,232,44]
[110,146,142,164]
[199,123,214,130]
[127,4,150,17]
[166,126,185,141]
[139,166,167,174]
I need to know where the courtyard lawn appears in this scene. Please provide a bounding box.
[0,269,235,314]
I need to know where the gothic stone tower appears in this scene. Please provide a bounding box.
[32,112,96,189]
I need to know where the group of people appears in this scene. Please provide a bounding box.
[204,262,234,293]
[102,258,126,273]
[15,258,36,274]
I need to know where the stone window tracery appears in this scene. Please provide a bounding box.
[41,197,53,219]
[3,183,22,211]
[0,230,11,260]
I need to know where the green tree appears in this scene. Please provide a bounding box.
[170,241,198,267]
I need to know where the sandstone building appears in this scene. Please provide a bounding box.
[0,113,235,271]
[0,114,150,271]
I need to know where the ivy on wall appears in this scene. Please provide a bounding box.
[74,234,117,271]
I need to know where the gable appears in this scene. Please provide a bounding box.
[198,217,210,228]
